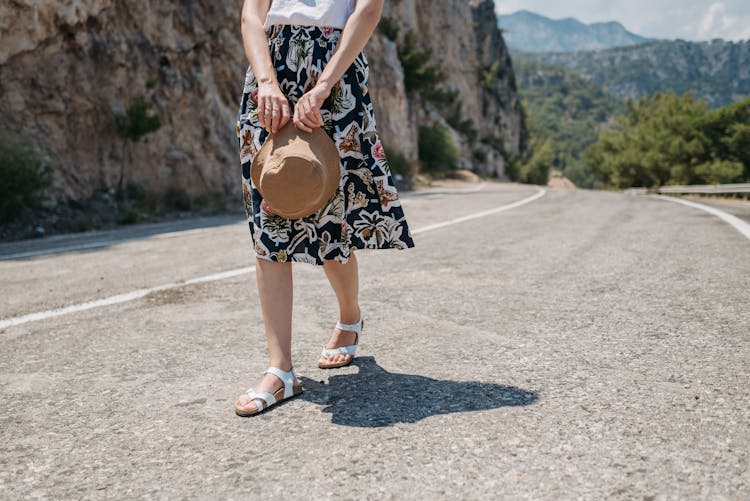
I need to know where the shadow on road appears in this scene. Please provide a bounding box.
[298,356,538,427]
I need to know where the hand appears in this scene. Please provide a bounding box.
[257,81,291,133]
[293,84,331,132]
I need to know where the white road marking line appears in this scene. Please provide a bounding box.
[1,224,245,260]
[1,188,546,329]
[3,184,491,259]
[650,194,750,241]
[400,182,487,204]
[3,240,137,260]
[0,266,258,330]
[411,188,546,234]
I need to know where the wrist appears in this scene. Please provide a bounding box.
[257,74,277,87]
[314,78,335,95]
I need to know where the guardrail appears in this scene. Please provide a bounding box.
[623,184,750,199]
[655,183,750,194]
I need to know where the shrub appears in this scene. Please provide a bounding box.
[383,147,418,178]
[114,95,162,143]
[0,132,53,222]
[445,100,477,142]
[481,135,522,181]
[478,60,501,91]
[418,124,460,173]
[377,16,400,41]
[164,186,192,212]
[397,30,446,95]
[520,138,554,185]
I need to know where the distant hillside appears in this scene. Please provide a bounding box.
[516,38,750,108]
[514,59,625,188]
[498,10,651,52]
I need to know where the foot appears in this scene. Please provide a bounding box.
[235,369,296,414]
[318,308,361,367]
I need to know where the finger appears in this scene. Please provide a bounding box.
[281,99,291,122]
[300,112,317,130]
[274,97,288,131]
[257,98,265,128]
[293,116,312,133]
[301,98,312,119]
[263,96,274,130]
[301,100,319,129]
[270,106,281,133]
[292,103,307,130]
[304,98,322,126]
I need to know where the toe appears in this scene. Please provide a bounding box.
[235,395,258,413]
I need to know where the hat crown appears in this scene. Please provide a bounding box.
[250,120,341,219]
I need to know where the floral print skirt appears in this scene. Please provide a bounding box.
[236,23,415,266]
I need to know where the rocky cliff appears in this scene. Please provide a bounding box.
[0,0,524,217]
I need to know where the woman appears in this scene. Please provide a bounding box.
[234,0,415,416]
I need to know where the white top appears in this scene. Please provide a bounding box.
[263,0,356,30]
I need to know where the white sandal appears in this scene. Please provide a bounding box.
[318,315,364,369]
[235,366,303,416]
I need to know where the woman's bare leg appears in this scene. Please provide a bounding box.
[235,257,294,413]
[319,250,362,366]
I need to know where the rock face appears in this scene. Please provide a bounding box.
[1,1,244,205]
[0,0,524,208]
[371,0,526,176]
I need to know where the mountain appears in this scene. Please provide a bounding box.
[516,38,750,107]
[498,10,651,52]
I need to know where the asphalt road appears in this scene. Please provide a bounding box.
[1,181,748,499]
[678,195,750,224]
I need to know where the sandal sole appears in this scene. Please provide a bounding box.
[318,319,362,369]
[318,358,355,369]
[234,385,303,417]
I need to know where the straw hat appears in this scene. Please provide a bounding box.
[251,120,341,219]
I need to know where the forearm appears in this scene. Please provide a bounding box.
[240,0,277,86]
[316,0,384,94]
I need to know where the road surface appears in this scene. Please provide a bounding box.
[1,182,748,499]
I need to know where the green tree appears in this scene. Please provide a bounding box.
[520,138,554,185]
[114,94,162,199]
[584,92,750,188]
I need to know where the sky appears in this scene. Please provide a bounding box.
[495,1,750,41]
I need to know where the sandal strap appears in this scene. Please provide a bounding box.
[245,390,277,411]
[264,366,297,399]
[322,316,362,360]
[335,317,363,334]
[321,344,358,358]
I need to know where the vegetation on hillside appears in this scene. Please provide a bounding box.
[514,59,625,187]
[584,93,750,188]
[0,132,52,222]
[114,86,162,201]
[515,39,750,108]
